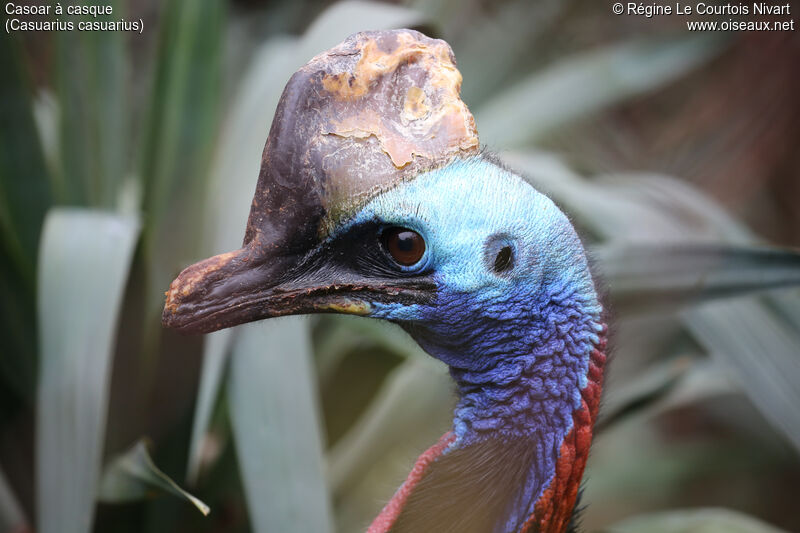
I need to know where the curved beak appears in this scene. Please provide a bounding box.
[162,237,434,334]
[160,29,474,334]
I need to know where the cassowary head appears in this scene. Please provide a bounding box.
[163,29,606,533]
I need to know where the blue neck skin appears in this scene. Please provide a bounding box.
[332,157,603,531]
[425,286,602,445]
[406,279,602,532]
[408,272,602,443]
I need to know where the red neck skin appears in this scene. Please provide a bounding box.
[369,327,607,533]
[521,330,606,533]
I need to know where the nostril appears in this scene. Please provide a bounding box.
[494,246,514,273]
[484,234,517,277]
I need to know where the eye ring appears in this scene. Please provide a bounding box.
[381,227,426,268]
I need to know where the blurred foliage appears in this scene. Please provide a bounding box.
[1,1,799,532]
[99,440,209,516]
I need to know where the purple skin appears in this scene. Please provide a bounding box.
[336,157,604,531]
[161,155,603,532]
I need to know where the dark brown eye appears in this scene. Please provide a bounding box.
[382,227,426,266]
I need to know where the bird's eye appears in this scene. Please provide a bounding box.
[494,246,514,273]
[382,227,426,267]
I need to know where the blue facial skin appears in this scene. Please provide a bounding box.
[334,157,603,532]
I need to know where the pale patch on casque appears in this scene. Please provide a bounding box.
[403,86,429,121]
[321,31,478,168]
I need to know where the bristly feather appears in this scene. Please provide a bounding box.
[389,437,542,533]
[565,489,585,533]
[344,157,607,533]
[388,439,589,533]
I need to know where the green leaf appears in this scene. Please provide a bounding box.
[595,243,800,316]
[31,91,60,183]
[53,0,128,207]
[98,439,209,516]
[313,315,423,390]
[330,355,455,531]
[139,0,225,319]
[510,155,800,455]
[201,35,296,258]
[36,209,140,533]
[597,356,692,433]
[300,1,426,58]
[228,319,332,533]
[315,317,374,385]
[0,33,52,400]
[506,150,800,457]
[322,314,427,360]
[202,1,425,256]
[186,0,427,496]
[186,329,232,485]
[598,357,739,433]
[685,298,800,454]
[476,35,724,148]
[183,36,290,491]
[604,507,788,533]
[0,34,51,276]
[505,151,747,243]
[424,0,565,105]
[0,463,27,533]
[590,172,753,242]
[652,358,738,414]
[328,356,452,495]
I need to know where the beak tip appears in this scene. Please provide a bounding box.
[161,249,248,334]
[161,300,216,335]
[161,275,191,325]
[161,295,192,333]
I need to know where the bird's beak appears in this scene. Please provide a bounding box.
[162,29,475,334]
[162,236,433,334]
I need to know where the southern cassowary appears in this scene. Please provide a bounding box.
[163,29,607,533]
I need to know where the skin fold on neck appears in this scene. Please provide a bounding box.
[410,276,605,532]
[337,157,607,532]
